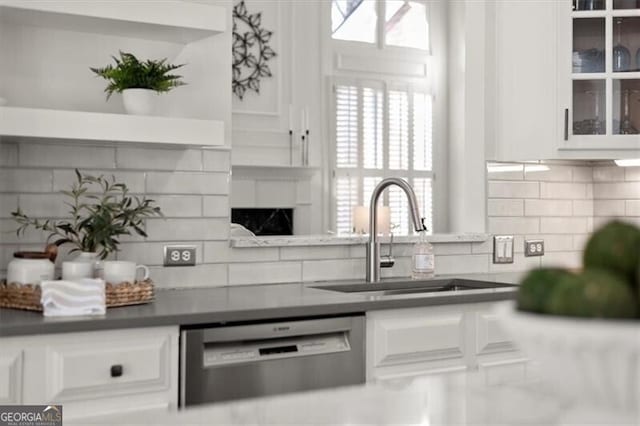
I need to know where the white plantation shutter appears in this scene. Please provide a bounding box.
[334,81,433,235]
[335,85,359,168]
[363,87,384,170]
[388,90,409,171]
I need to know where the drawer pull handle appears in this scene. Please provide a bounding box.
[110,364,123,378]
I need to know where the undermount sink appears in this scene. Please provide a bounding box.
[311,279,516,297]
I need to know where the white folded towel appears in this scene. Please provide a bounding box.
[40,278,106,317]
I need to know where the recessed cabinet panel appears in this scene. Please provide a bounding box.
[0,349,22,404]
[573,79,606,134]
[612,17,640,73]
[573,18,605,73]
[613,0,640,10]
[613,79,640,134]
[573,0,605,11]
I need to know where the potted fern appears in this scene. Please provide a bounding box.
[91,51,186,115]
[11,170,163,265]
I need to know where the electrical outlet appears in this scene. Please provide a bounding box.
[493,235,514,264]
[164,245,197,267]
[524,239,545,257]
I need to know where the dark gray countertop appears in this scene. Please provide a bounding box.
[0,273,523,337]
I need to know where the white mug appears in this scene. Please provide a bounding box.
[102,261,149,284]
[62,261,94,281]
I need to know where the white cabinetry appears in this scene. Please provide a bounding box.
[486,0,558,161]
[0,326,179,422]
[556,0,640,157]
[0,1,229,147]
[367,302,531,384]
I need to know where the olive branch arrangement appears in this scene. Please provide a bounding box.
[12,170,163,259]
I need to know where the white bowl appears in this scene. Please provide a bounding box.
[497,303,640,411]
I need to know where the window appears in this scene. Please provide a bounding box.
[328,0,435,236]
[332,0,429,50]
[333,81,433,235]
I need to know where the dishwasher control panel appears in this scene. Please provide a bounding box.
[203,332,350,367]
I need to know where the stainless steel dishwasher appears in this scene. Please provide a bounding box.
[180,315,365,406]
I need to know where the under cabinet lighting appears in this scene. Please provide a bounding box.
[614,159,640,167]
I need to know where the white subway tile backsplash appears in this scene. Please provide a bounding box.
[302,258,362,281]
[435,254,489,274]
[524,199,573,217]
[229,261,301,285]
[540,182,587,199]
[0,219,47,244]
[203,150,231,172]
[147,172,229,195]
[230,180,256,207]
[203,241,279,264]
[145,218,229,241]
[540,217,588,234]
[626,200,640,216]
[489,254,540,273]
[255,181,296,207]
[0,169,52,193]
[524,165,572,182]
[433,243,472,255]
[18,194,68,218]
[525,234,574,252]
[53,170,145,193]
[152,195,202,217]
[203,195,229,217]
[487,199,523,217]
[150,263,228,288]
[593,166,624,182]
[593,199,625,216]
[624,166,640,181]
[117,147,202,171]
[0,194,18,218]
[20,143,115,169]
[540,251,582,269]
[572,166,593,182]
[117,241,203,266]
[0,143,18,166]
[572,200,594,217]
[280,246,351,261]
[486,163,523,180]
[488,217,539,234]
[593,182,640,199]
[488,181,539,198]
[573,234,590,251]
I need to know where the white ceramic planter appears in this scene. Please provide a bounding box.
[121,88,158,115]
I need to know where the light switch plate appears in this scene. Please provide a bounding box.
[524,239,545,257]
[164,245,197,267]
[493,235,514,264]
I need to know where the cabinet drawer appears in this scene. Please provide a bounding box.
[0,348,22,404]
[368,307,465,368]
[44,330,172,402]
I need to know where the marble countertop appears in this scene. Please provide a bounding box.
[230,233,489,247]
[0,273,522,337]
[82,372,638,425]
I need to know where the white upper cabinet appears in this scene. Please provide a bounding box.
[0,0,230,147]
[557,0,640,158]
[486,0,558,161]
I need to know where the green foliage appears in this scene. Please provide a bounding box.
[12,170,163,259]
[91,51,186,99]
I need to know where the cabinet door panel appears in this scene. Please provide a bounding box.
[493,0,557,160]
[369,308,465,368]
[475,312,516,355]
[0,349,22,404]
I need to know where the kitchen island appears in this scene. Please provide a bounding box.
[83,370,638,425]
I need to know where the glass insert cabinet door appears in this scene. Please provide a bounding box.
[567,0,640,143]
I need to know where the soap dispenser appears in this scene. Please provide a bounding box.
[412,219,434,279]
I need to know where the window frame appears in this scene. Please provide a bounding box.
[321,0,447,235]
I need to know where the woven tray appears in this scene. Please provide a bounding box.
[0,279,154,312]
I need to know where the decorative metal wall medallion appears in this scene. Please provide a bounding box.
[232,1,277,100]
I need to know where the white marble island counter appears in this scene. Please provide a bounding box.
[85,372,638,425]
